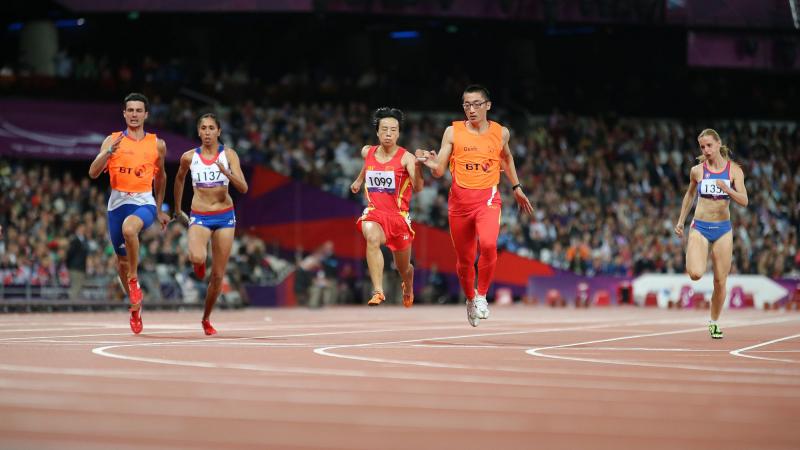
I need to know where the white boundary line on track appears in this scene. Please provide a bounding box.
[729,333,800,363]
[313,316,800,377]
[313,315,800,376]
[0,323,469,342]
[0,315,795,393]
[524,316,800,375]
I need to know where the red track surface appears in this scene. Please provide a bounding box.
[1,306,798,450]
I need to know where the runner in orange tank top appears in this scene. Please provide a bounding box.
[88,93,171,334]
[351,107,423,307]
[417,85,533,327]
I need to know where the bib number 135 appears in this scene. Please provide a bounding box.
[700,179,730,196]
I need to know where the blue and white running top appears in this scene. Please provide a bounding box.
[190,144,230,189]
[697,160,733,200]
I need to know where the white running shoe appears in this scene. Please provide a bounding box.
[474,294,490,320]
[466,299,480,327]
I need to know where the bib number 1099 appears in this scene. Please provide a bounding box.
[366,170,395,193]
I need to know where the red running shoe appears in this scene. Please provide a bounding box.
[193,263,206,279]
[201,319,217,336]
[130,310,143,334]
[128,277,143,311]
[401,282,414,308]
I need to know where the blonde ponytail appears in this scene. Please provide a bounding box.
[719,144,731,160]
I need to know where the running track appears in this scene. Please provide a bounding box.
[0,307,798,450]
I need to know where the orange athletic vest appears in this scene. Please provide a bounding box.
[449,120,503,189]
[107,131,159,193]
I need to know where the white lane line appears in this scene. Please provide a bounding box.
[0,326,121,334]
[313,316,800,377]
[730,334,800,363]
[11,313,781,393]
[411,345,737,352]
[0,322,483,342]
[525,317,800,374]
[312,318,660,366]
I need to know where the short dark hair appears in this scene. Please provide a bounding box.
[123,92,150,112]
[463,84,491,102]
[197,112,221,129]
[372,107,404,131]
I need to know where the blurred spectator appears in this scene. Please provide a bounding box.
[0,162,290,304]
[66,223,89,299]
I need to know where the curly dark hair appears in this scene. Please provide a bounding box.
[371,107,404,131]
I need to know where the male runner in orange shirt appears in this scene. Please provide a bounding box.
[89,93,171,334]
[417,85,533,326]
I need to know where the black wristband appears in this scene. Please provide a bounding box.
[511,184,522,191]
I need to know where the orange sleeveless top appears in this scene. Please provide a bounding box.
[107,131,159,193]
[449,120,503,189]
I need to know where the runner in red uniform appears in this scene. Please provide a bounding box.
[417,85,533,326]
[351,107,423,307]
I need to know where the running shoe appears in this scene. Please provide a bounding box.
[474,294,490,320]
[401,282,414,308]
[202,319,217,336]
[130,310,143,334]
[367,291,385,306]
[128,277,143,311]
[466,299,480,327]
[709,323,723,339]
[193,263,206,279]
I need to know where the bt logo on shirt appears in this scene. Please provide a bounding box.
[464,160,494,173]
[117,166,146,178]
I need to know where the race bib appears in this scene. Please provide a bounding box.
[700,178,730,197]
[365,170,395,193]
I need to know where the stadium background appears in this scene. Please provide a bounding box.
[1,0,798,311]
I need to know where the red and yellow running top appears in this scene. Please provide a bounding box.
[106,131,159,193]
[362,145,412,214]
[448,120,503,213]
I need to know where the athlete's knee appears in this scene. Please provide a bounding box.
[121,222,140,240]
[188,249,206,265]
[456,261,474,275]
[364,232,382,248]
[208,270,224,286]
[478,240,497,257]
[713,277,726,289]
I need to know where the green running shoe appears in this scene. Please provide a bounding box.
[708,323,723,339]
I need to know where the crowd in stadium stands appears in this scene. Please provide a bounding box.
[1,52,798,307]
[0,161,293,303]
[1,104,796,299]
[146,99,799,279]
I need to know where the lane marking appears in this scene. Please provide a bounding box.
[525,317,800,375]
[730,333,800,363]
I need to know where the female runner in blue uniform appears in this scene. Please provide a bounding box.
[674,129,748,339]
[174,113,248,335]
